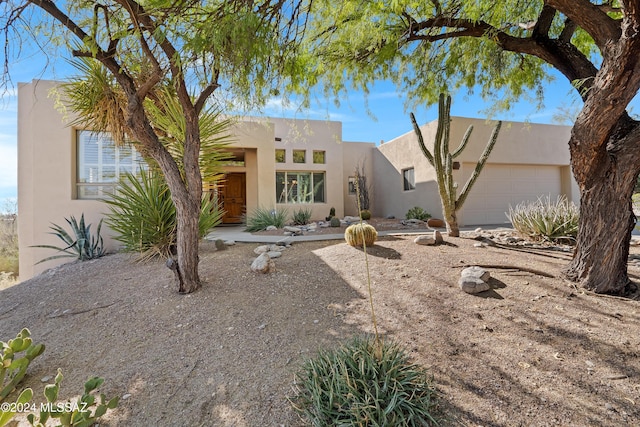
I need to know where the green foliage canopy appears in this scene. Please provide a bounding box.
[302,1,608,113]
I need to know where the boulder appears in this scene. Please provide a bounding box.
[345,216,366,224]
[427,218,446,228]
[414,235,436,246]
[267,251,282,259]
[283,226,303,235]
[254,245,270,255]
[459,277,491,294]
[266,225,277,231]
[459,266,491,294]
[251,253,274,273]
[461,266,491,282]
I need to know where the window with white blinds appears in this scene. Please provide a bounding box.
[76,130,146,199]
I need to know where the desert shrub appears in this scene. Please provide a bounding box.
[291,336,438,426]
[345,223,377,247]
[406,206,432,221]
[105,171,222,260]
[292,207,312,226]
[245,207,289,232]
[0,213,18,278]
[330,217,341,227]
[359,209,372,220]
[32,214,105,265]
[329,207,336,217]
[507,195,579,242]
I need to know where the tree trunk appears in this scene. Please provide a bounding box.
[172,195,202,293]
[565,178,635,294]
[564,130,640,295]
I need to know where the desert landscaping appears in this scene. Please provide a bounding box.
[1,225,639,426]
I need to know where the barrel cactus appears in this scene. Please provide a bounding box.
[345,223,377,247]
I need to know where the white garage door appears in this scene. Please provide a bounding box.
[461,164,562,225]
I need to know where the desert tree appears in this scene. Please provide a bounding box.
[411,93,501,237]
[304,0,640,295]
[1,0,309,293]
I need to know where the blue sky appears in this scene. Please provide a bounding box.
[0,59,579,212]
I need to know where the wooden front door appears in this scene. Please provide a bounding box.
[221,173,246,224]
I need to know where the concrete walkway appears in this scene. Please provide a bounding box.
[204,224,513,244]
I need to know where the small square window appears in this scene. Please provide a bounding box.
[275,149,285,163]
[403,168,415,191]
[293,149,306,163]
[313,150,326,164]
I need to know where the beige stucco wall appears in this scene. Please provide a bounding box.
[375,117,576,222]
[270,117,346,220]
[224,120,276,214]
[18,80,118,280]
[341,141,376,217]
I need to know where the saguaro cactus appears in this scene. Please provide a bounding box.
[411,93,502,237]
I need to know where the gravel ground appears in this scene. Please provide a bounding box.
[1,231,639,426]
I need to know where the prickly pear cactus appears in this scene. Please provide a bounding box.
[1,328,45,401]
[345,223,377,247]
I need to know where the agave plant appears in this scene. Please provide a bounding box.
[32,214,105,264]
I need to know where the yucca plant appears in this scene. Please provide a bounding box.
[105,171,223,261]
[507,195,579,243]
[245,207,289,232]
[32,214,105,264]
[292,207,312,225]
[291,336,438,426]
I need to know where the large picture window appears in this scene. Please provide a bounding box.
[77,130,146,199]
[276,171,325,203]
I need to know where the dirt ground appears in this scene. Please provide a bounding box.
[1,225,639,426]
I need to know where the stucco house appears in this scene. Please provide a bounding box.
[17,79,577,280]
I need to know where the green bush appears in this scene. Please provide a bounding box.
[291,336,438,426]
[105,171,222,261]
[292,207,312,226]
[406,206,432,221]
[507,195,579,243]
[245,207,289,232]
[32,214,105,265]
[330,217,341,227]
[359,209,372,220]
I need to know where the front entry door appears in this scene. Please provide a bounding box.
[221,173,246,224]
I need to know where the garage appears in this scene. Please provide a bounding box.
[460,163,562,226]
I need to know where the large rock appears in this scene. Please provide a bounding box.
[251,253,274,273]
[414,235,436,246]
[461,266,491,282]
[283,226,303,235]
[427,218,446,228]
[459,277,491,294]
[459,266,491,294]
